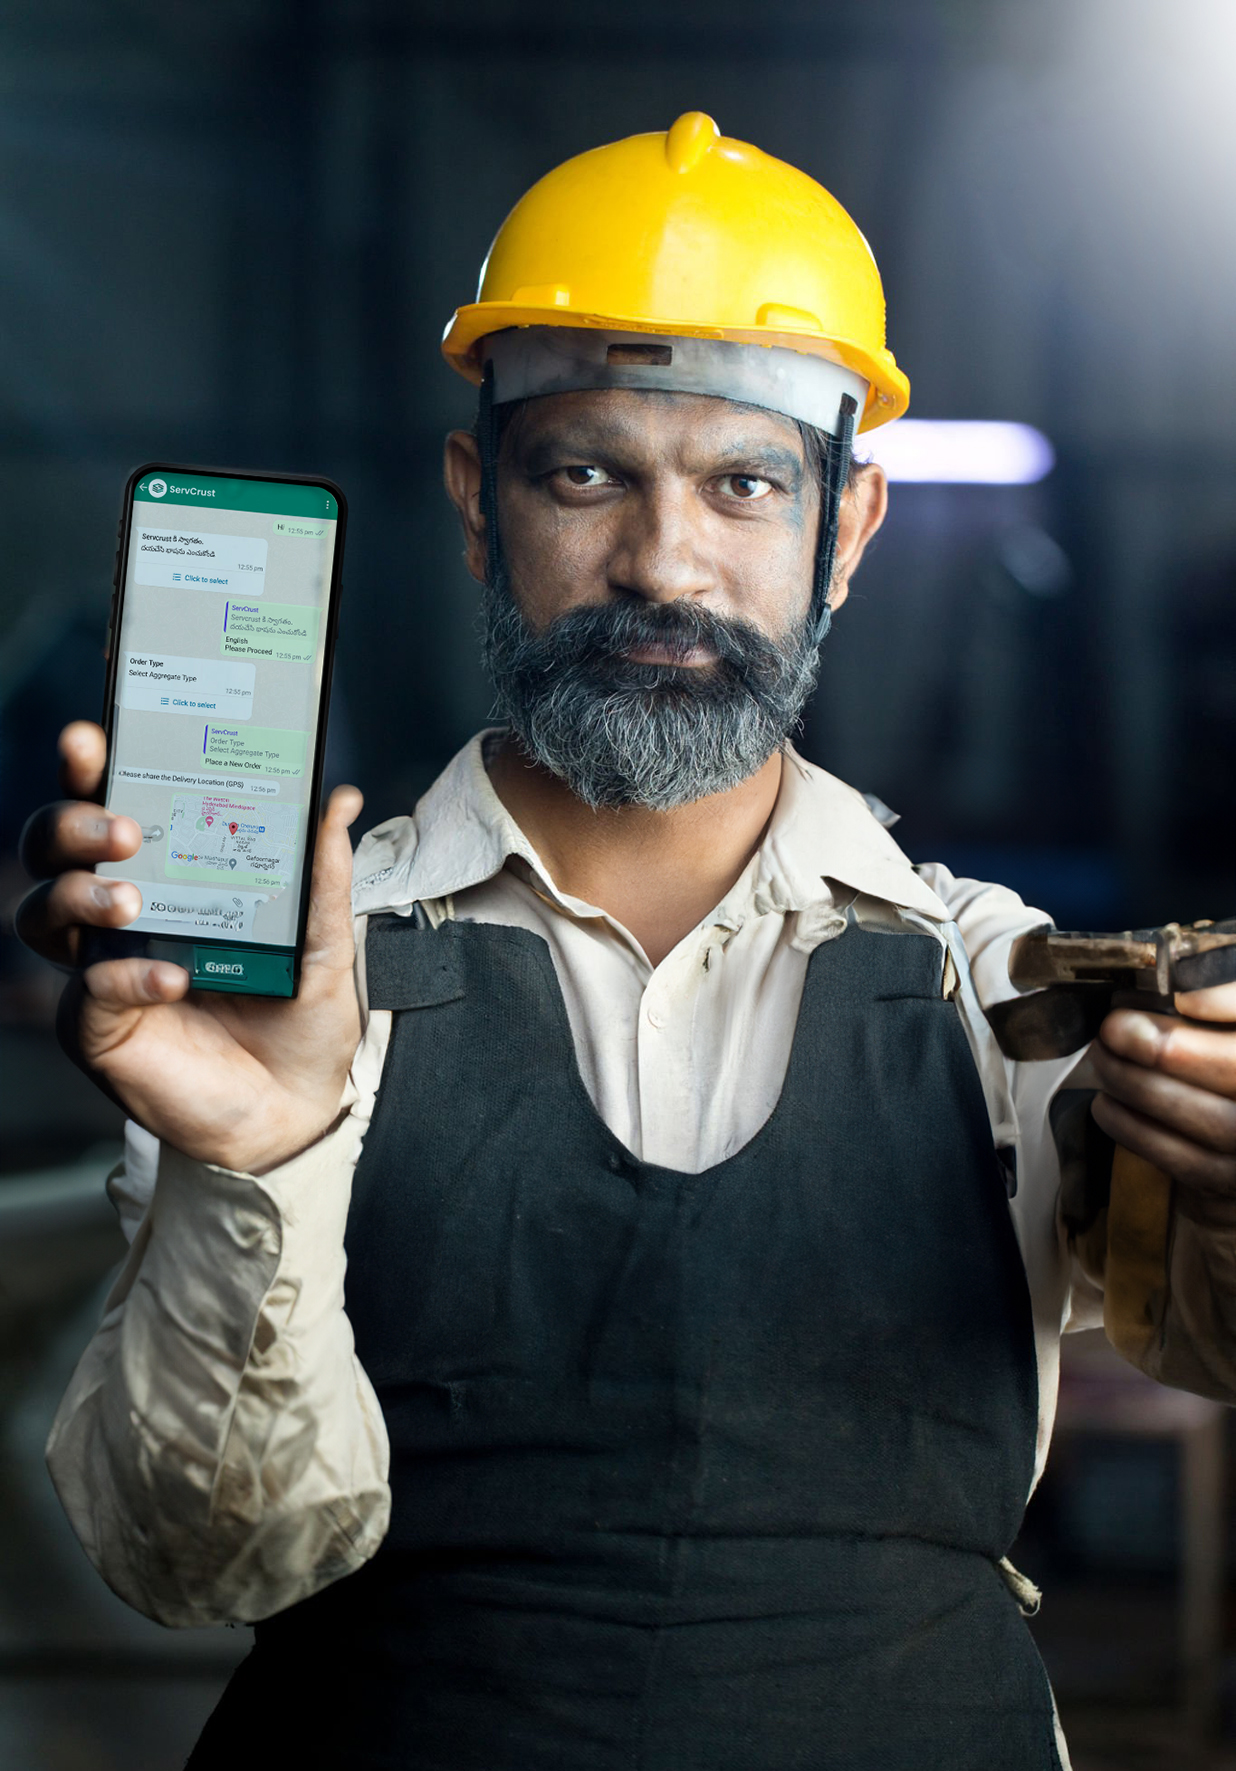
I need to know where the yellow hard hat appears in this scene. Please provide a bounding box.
[442,111,909,433]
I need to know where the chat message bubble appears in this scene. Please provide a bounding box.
[222,600,320,662]
[114,766,280,797]
[166,795,299,888]
[203,724,307,778]
[123,880,272,939]
[135,527,267,594]
[273,519,327,539]
[122,653,254,719]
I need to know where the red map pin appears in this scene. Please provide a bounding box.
[228,821,239,835]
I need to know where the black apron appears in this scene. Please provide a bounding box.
[191,915,1060,1770]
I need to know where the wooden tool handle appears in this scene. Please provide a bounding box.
[1103,1144,1173,1365]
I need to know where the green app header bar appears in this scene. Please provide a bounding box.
[134,471,337,519]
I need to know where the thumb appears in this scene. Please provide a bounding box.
[302,785,364,974]
[1174,979,1236,1025]
[58,719,107,801]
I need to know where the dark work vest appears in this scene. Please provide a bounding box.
[191,915,1061,1771]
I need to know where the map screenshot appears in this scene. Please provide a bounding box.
[97,472,338,968]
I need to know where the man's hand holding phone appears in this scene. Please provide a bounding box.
[18,720,363,1176]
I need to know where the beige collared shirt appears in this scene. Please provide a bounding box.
[42,733,1231,1643]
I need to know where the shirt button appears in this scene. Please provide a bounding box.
[646,1002,666,1029]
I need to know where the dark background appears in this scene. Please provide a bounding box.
[1,1,1235,1766]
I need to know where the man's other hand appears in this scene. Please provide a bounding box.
[1091,982,1236,1223]
[17,720,363,1175]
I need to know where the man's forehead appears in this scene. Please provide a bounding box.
[502,388,807,459]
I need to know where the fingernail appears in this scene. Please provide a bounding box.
[88,816,111,839]
[92,882,136,915]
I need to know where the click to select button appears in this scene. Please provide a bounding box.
[191,947,294,995]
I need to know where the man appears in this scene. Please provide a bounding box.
[18,114,1236,1770]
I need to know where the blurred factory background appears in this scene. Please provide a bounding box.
[1,1,1235,1766]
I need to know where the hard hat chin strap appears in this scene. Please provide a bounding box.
[810,392,859,648]
[478,362,503,592]
[477,369,858,653]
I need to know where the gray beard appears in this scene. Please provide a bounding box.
[479,577,821,811]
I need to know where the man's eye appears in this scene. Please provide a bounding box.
[718,474,774,501]
[560,465,614,488]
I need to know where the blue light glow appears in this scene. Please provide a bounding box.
[861,420,1055,484]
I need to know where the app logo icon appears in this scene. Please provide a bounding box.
[148,477,168,498]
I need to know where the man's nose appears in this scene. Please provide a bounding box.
[607,486,716,604]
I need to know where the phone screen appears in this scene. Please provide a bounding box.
[96,465,345,997]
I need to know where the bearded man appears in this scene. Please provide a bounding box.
[19,116,1236,1771]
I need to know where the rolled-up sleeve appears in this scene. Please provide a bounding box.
[1148,1211,1236,1400]
[45,921,396,1628]
[1087,1172,1236,1404]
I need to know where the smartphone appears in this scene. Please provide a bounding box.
[91,463,346,997]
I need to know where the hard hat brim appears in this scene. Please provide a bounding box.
[442,303,909,433]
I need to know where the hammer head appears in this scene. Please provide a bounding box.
[986,919,1236,1061]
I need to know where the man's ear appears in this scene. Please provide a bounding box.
[444,430,487,586]
[827,462,888,613]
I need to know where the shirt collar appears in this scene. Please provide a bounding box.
[351,729,948,924]
[742,743,949,920]
[352,730,548,913]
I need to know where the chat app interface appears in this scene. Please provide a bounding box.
[99,473,337,949]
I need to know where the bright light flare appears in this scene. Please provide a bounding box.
[862,420,1055,485]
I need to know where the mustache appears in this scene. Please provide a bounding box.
[479,580,822,811]
[509,597,797,680]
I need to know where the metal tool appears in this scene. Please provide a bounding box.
[986,918,1236,1365]
[986,920,1236,1064]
